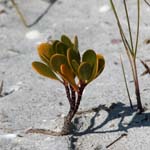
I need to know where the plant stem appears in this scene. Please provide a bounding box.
[133,59,143,112]
[135,0,140,56]
[61,84,85,135]
[120,56,133,109]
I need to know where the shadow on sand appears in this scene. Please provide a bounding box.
[72,102,150,136]
[68,102,150,149]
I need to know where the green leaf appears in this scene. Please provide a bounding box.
[32,61,59,80]
[78,62,92,81]
[61,35,73,47]
[56,42,68,55]
[67,48,80,73]
[71,60,80,74]
[50,54,68,73]
[73,35,78,51]
[82,49,97,81]
[52,40,59,53]
[82,49,97,66]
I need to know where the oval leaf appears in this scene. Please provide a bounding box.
[32,61,59,80]
[52,40,59,53]
[50,54,68,73]
[61,35,73,47]
[82,49,97,66]
[37,43,53,64]
[71,60,80,74]
[82,49,97,81]
[78,62,92,81]
[61,64,78,91]
[67,48,80,73]
[56,42,68,55]
[95,54,105,78]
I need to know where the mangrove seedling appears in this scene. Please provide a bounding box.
[110,0,144,112]
[29,35,105,135]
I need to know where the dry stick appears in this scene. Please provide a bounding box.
[120,56,133,109]
[26,128,63,136]
[106,133,127,149]
[76,108,97,115]
[10,0,28,27]
[0,80,3,96]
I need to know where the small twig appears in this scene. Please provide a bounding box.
[106,133,127,149]
[140,60,150,76]
[0,80,4,96]
[25,128,67,136]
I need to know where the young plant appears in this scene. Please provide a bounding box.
[109,0,144,112]
[30,35,105,135]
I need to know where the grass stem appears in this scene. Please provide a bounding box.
[109,0,143,112]
[120,56,133,109]
[10,0,28,27]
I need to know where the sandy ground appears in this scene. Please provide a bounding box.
[0,0,150,149]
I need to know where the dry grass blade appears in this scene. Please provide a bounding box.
[110,0,132,54]
[26,128,65,136]
[123,0,134,51]
[10,0,28,27]
[134,0,140,56]
[120,56,133,109]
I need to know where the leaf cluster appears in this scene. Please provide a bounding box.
[32,35,105,91]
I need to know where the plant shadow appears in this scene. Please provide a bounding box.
[72,102,150,136]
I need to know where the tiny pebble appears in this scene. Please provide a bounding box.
[0,134,17,139]
[25,30,41,40]
[99,5,110,13]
